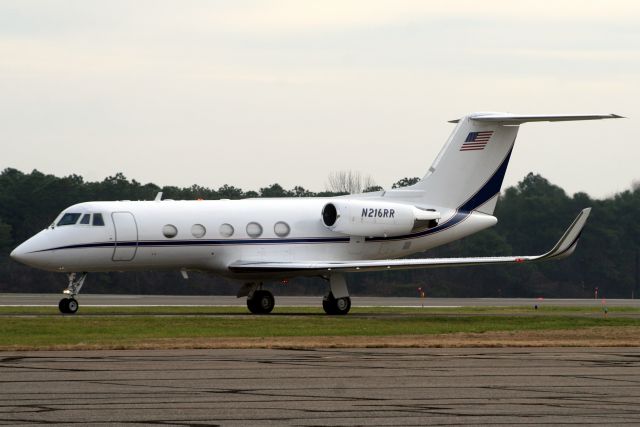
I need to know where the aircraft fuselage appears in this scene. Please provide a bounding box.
[12,198,496,279]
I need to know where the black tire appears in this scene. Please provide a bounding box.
[322,293,351,315]
[58,298,69,314]
[67,298,79,314]
[246,297,259,314]
[322,297,336,315]
[247,290,274,314]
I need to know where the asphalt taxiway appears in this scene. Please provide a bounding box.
[2,293,640,308]
[1,348,639,425]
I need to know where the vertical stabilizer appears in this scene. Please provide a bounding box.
[396,112,620,215]
[409,113,518,214]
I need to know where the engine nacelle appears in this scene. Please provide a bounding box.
[321,200,440,237]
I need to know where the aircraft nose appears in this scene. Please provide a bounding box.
[10,233,50,268]
[10,245,25,262]
[9,245,24,261]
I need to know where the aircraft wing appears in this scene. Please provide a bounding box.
[228,208,591,275]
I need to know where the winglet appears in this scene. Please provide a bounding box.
[539,208,591,260]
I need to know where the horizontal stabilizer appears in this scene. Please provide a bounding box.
[228,208,591,275]
[449,113,623,124]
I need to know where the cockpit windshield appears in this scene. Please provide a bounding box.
[52,212,106,228]
[57,213,82,226]
[93,213,105,226]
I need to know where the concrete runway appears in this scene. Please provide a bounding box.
[3,293,640,308]
[1,348,639,425]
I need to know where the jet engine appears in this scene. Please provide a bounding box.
[321,200,440,237]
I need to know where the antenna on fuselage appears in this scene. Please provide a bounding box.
[154,191,163,201]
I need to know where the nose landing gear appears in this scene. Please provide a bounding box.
[59,297,79,314]
[59,272,87,314]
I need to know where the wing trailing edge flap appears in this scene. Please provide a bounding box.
[228,208,591,275]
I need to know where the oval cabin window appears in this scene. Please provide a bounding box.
[246,222,263,238]
[191,224,206,238]
[274,221,290,237]
[219,223,234,238]
[162,224,178,238]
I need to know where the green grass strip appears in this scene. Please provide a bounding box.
[1,313,638,349]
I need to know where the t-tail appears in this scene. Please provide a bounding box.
[396,112,622,214]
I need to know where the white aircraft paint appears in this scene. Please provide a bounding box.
[10,112,621,314]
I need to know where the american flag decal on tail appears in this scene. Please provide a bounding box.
[460,131,493,151]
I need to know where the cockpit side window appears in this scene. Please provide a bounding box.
[57,213,81,226]
[80,214,91,225]
[93,213,105,226]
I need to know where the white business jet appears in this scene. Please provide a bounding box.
[11,112,621,315]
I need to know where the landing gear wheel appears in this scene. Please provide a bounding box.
[322,293,351,315]
[66,298,79,314]
[58,298,69,313]
[59,273,86,314]
[247,290,275,314]
[58,298,78,314]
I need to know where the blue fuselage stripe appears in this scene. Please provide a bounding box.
[32,236,352,253]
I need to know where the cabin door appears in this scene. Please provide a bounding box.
[112,212,138,261]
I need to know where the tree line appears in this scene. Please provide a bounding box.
[0,167,638,299]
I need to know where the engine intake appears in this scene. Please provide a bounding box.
[321,203,338,227]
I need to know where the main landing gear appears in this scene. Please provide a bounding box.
[247,289,275,314]
[239,274,352,315]
[322,293,351,315]
[322,274,351,315]
[238,283,275,314]
[59,272,87,314]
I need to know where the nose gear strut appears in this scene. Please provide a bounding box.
[59,272,87,314]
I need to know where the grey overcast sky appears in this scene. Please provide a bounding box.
[0,1,638,198]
